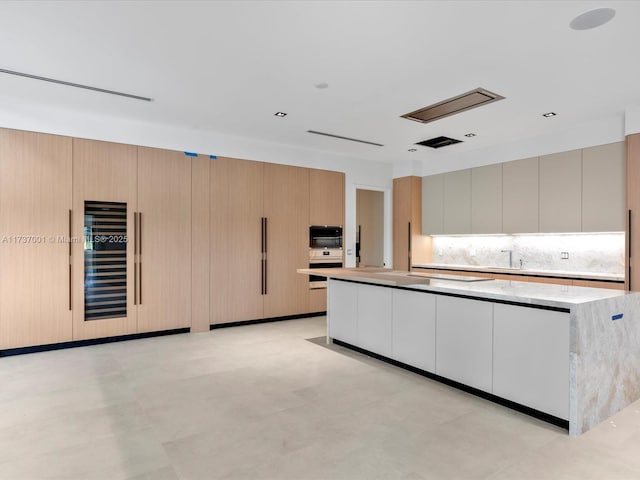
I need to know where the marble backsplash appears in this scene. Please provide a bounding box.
[430,233,624,275]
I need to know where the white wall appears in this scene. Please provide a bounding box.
[0,101,393,267]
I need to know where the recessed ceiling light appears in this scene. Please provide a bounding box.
[408,148,417,152]
[315,82,329,89]
[464,133,476,137]
[570,8,615,30]
[543,112,557,117]
[274,112,287,117]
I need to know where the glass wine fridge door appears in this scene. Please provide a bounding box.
[84,201,128,321]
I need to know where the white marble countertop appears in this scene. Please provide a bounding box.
[412,263,624,282]
[298,267,627,309]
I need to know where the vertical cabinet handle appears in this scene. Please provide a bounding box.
[407,221,412,272]
[629,209,632,291]
[134,211,138,305]
[138,212,142,305]
[68,209,72,311]
[264,218,268,295]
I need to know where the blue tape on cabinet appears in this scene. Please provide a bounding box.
[612,313,623,321]
[184,152,198,157]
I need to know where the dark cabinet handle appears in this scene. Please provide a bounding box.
[138,212,142,305]
[134,211,138,305]
[407,222,412,272]
[68,209,72,311]
[629,209,633,290]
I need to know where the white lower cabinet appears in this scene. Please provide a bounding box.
[493,304,569,420]
[357,284,393,357]
[392,289,436,372]
[436,296,493,392]
[327,280,358,345]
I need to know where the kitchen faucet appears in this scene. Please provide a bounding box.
[501,249,513,268]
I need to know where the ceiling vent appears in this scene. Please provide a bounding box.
[307,130,383,147]
[416,136,462,149]
[401,88,504,124]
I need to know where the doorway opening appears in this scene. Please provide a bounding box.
[356,189,385,268]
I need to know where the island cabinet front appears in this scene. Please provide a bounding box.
[327,279,571,422]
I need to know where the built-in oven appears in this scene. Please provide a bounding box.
[309,226,343,289]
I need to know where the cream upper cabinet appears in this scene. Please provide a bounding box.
[471,164,502,234]
[443,169,471,234]
[582,142,625,232]
[422,174,444,235]
[539,149,582,233]
[503,157,539,234]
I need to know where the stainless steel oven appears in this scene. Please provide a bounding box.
[309,225,343,249]
[308,248,343,289]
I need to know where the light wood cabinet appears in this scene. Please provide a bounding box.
[310,168,344,226]
[263,163,310,317]
[137,147,191,333]
[443,169,471,234]
[191,155,211,332]
[72,139,138,340]
[503,156,539,233]
[422,173,444,235]
[0,129,73,349]
[582,142,625,232]
[539,149,582,233]
[394,176,428,270]
[211,157,264,324]
[471,164,502,233]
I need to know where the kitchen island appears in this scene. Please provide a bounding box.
[298,267,640,435]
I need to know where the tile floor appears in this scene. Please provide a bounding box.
[1,316,640,479]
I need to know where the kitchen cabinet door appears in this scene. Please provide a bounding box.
[137,147,191,333]
[310,168,344,227]
[503,156,539,233]
[471,164,502,233]
[211,157,264,324]
[327,279,358,345]
[435,296,493,392]
[582,142,625,232]
[493,304,569,419]
[191,154,211,332]
[422,174,444,235]
[443,169,472,234]
[394,176,427,270]
[539,149,582,233]
[392,289,436,372]
[72,139,138,340]
[0,129,72,349]
[263,163,310,317]
[357,283,392,357]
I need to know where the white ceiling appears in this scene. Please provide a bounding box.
[1,0,639,166]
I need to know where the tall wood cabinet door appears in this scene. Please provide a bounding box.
[582,142,625,232]
[309,168,345,226]
[539,149,582,233]
[72,139,137,340]
[263,163,310,317]
[211,157,264,324]
[137,147,192,332]
[471,164,502,233]
[393,177,412,271]
[0,129,72,349]
[443,169,471,234]
[503,156,539,233]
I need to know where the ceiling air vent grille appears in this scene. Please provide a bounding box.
[416,136,462,149]
[401,88,504,124]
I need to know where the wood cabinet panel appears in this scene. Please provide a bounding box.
[0,129,73,349]
[263,163,310,317]
[191,155,211,332]
[394,176,429,270]
[572,279,624,290]
[471,164,502,233]
[309,288,327,313]
[422,174,444,235]
[310,169,344,227]
[137,147,192,333]
[72,138,138,340]
[582,142,625,232]
[539,149,582,233]
[443,169,471,234]
[627,134,640,291]
[211,157,264,324]
[503,157,539,233]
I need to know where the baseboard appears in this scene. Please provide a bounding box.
[210,311,326,330]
